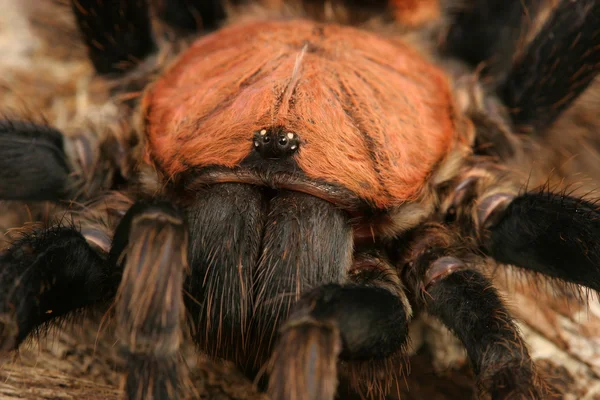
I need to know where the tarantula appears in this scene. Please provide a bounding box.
[1,0,599,399]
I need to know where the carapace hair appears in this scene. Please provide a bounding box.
[143,19,458,209]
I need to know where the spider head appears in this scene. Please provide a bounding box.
[142,19,464,228]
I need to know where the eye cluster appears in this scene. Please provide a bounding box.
[253,127,300,159]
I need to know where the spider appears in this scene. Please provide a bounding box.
[0,0,599,399]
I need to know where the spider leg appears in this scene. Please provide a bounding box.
[0,121,71,201]
[0,225,109,351]
[419,265,542,399]
[300,0,389,22]
[443,0,539,78]
[267,255,411,400]
[497,0,600,134]
[155,0,226,33]
[71,0,157,75]
[401,225,545,399]
[478,191,600,292]
[0,120,125,201]
[112,201,191,400]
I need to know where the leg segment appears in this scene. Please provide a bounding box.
[497,0,600,134]
[426,265,542,399]
[113,201,190,400]
[268,256,411,400]
[155,0,226,32]
[300,0,389,22]
[480,191,600,292]
[443,0,539,77]
[0,226,108,351]
[0,121,71,201]
[401,226,544,399]
[0,119,126,202]
[71,0,157,74]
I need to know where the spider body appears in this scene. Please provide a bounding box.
[144,20,464,373]
[1,1,599,399]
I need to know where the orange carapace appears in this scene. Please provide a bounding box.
[143,19,457,209]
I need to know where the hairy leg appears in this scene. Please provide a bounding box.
[155,0,226,32]
[0,119,127,202]
[443,165,600,293]
[300,0,389,22]
[112,201,191,400]
[0,120,134,348]
[497,0,600,134]
[71,0,157,74]
[0,225,109,351]
[400,225,544,399]
[443,0,539,79]
[480,191,600,292]
[0,121,71,201]
[268,253,411,400]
